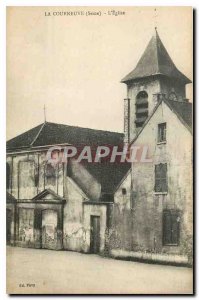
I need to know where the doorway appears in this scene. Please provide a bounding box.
[90,216,100,254]
[42,210,58,250]
[6,209,12,245]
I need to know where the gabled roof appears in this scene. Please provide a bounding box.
[7,121,124,151]
[121,29,191,84]
[32,189,65,203]
[164,99,192,130]
[131,99,192,145]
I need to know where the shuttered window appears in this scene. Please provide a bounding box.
[158,123,166,143]
[155,163,168,193]
[135,91,148,128]
[163,210,180,245]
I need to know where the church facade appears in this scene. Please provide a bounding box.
[6,29,193,264]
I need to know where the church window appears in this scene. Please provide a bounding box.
[45,163,56,186]
[135,91,148,128]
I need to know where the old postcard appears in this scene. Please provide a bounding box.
[6,6,193,294]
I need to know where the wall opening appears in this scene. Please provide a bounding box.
[135,91,148,128]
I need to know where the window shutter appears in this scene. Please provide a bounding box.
[155,164,162,192]
[163,211,172,245]
[171,212,180,245]
[163,126,167,141]
[155,164,168,192]
[161,164,168,192]
[163,210,180,245]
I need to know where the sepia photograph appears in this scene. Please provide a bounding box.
[6,6,193,295]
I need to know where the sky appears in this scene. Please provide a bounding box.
[7,6,193,140]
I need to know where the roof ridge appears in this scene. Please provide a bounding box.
[45,121,123,135]
[30,122,46,146]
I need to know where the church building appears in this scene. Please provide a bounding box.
[6,29,193,264]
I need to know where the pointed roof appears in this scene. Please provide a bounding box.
[121,28,191,84]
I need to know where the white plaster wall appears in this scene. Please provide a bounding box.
[82,204,107,253]
[131,101,192,253]
[63,177,87,251]
[114,171,132,210]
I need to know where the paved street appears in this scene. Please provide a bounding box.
[7,246,193,294]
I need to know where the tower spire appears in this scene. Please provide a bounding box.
[154,8,158,31]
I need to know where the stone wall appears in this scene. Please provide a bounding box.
[109,171,133,251]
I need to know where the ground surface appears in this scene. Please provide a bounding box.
[7,246,193,294]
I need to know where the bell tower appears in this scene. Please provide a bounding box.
[122,28,191,142]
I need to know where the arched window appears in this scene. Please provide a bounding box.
[6,163,10,190]
[135,91,148,128]
[45,163,56,187]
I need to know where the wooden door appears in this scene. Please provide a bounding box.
[90,216,100,254]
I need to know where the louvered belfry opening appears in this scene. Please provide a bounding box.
[135,91,148,128]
